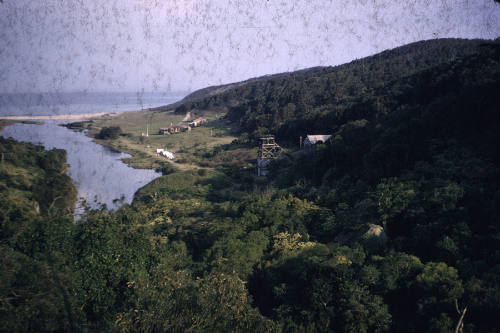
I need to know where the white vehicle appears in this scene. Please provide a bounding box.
[162,150,175,160]
[156,148,175,160]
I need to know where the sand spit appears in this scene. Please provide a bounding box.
[0,112,121,121]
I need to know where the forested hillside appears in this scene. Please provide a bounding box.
[257,40,500,332]
[1,38,499,332]
[166,38,491,142]
[0,137,78,330]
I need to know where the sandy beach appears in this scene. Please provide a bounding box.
[0,112,120,121]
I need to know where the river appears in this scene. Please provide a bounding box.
[1,121,160,214]
[0,91,185,214]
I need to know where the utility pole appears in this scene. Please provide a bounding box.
[147,113,154,137]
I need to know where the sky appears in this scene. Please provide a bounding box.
[1,0,499,94]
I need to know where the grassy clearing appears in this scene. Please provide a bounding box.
[81,109,254,172]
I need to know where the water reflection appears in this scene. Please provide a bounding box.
[0,121,160,213]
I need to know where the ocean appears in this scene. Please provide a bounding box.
[0,91,186,116]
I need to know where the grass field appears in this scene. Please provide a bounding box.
[82,109,255,172]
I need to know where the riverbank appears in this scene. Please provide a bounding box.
[71,108,253,172]
[0,119,15,130]
[0,119,44,130]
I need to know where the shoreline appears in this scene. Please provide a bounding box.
[0,112,121,121]
[0,109,161,170]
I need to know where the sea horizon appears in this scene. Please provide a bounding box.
[0,91,187,117]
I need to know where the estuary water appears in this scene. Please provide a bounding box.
[0,121,161,214]
[0,92,185,213]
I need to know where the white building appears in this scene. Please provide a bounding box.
[303,135,332,153]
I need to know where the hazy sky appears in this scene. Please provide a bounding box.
[1,0,499,93]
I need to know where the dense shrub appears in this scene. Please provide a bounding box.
[96,126,122,139]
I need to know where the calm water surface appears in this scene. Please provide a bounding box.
[0,121,161,214]
[0,91,185,214]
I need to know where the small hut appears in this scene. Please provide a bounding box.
[159,123,183,135]
[303,135,332,153]
[189,118,207,127]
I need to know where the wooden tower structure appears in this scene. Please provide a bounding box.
[257,135,282,176]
